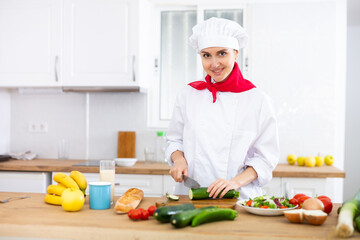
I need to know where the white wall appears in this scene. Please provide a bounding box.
[344,0,360,201]
[0,89,10,154]
[10,91,161,160]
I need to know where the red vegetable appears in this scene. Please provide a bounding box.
[127,209,135,219]
[141,209,149,220]
[260,206,269,209]
[289,198,299,206]
[317,197,333,214]
[246,200,253,207]
[147,205,157,216]
[131,209,141,220]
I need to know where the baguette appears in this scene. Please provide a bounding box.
[114,188,144,214]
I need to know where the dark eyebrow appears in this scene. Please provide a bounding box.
[200,48,229,54]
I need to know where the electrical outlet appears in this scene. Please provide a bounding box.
[28,121,48,133]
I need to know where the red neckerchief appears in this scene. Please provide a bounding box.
[188,62,256,103]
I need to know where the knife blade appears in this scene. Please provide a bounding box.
[182,174,200,189]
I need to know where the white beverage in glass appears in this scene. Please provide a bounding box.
[100,169,115,202]
[100,160,115,203]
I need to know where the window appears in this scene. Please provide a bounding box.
[148,4,247,128]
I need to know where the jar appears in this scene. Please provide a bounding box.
[155,131,167,162]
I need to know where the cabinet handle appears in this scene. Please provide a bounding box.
[54,56,59,82]
[115,183,120,186]
[132,55,136,82]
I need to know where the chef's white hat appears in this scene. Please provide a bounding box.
[189,17,248,53]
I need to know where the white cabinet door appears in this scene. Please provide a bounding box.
[282,177,328,199]
[62,0,136,87]
[53,172,164,197]
[0,171,51,193]
[0,0,61,87]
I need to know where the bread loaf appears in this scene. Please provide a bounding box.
[114,188,144,214]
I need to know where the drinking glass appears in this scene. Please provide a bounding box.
[99,160,115,204]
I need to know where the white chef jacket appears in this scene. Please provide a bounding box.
[165,84,280,200]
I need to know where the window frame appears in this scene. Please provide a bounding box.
[147,3,249,128]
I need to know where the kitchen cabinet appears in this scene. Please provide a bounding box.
[0,171,51,193]
[0,0,61,87]
[52,172,175,197]
[264,177,333,199]
[0,0,146,89]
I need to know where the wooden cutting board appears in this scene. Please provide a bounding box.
[117,131,136,158]
[155,195,238,209]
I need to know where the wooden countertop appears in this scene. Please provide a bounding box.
[0,192,354,240]
[0,158,345,178]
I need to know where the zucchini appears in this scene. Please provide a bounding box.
[191,208,238,227]
[153,203,195,223]
[166,193,179,201]
[170,206,216,228]
[189,188,239,200]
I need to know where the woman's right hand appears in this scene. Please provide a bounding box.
[169,150,188,182]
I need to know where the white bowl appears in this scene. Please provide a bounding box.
[115,158,137,167]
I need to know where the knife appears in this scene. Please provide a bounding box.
[182,174,200,189]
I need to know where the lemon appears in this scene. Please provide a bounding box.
[296,156,305,166]
[287,154,297,165]
[315,156,324,166]
[305,156,316,167]
[324,155,334,166]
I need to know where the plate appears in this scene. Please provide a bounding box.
[237,201,298,216]
[115,158,137,167]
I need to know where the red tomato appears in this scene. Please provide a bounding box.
[260,206,269,209]
[280,206,288,209]
[318,195,332,202]
[127,209,135,219]
[246,200,253,207]
[147,205,157,216]
[298,195,311,207]
[293,193,307,201]
[318,198,333,214]
[141,209,150,220]
[289,198,299,206]
[131,209,141,220]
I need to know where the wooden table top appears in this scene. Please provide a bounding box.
[0,192,355,240]
[0,158,345,178]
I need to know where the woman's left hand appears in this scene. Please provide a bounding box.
[207,179,240,199]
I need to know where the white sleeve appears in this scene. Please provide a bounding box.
[165,90,186,166]
[244,96,280,187]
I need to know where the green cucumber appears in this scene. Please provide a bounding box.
[153,203,195,223]
[191,208,238,227]
[356,215,360,232]
[166,193,179,201]
[170,206,216,228]
[189,188,239,200]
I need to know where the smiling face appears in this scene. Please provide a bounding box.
[200,47,239,83]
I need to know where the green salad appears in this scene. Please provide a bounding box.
[239,195,296,209]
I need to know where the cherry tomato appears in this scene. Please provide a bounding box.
[131,209,141,220]
[147,205,157,216]
[260,205,269,209]
[141,209,150,220]
[246,200,253,207]
[289,198,299,206]
[127,209,135,219]
[280,206,288,209]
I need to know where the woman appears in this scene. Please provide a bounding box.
[165,17,279,200]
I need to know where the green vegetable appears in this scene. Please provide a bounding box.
[153,203,195,223]
[356,215,360,233]
[335,189,360,237]
[191,208,238,227]
[166,193,179,201]
[189,188,239,200]
[170,206,216,228]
